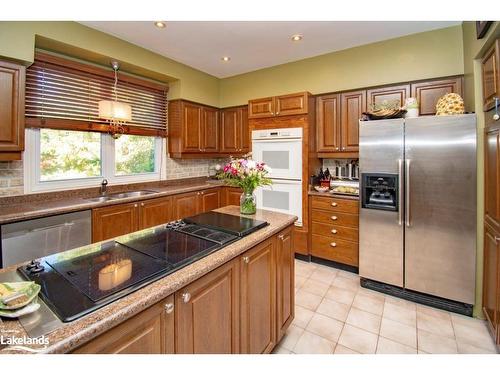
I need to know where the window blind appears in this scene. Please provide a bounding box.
[25,53,168,137]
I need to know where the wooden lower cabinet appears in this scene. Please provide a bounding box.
[276,226,294,341]
[483,222,499,343]
[199,188,221,212]
[240,238,276,354]
[73,295,174,354]
[92,202,139,242]
[172,191,200,220]
[223,187,242,206]
[309,196,359,267]
[175,260,240,353]
[138,196,173,230]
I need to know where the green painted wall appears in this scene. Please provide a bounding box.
[0,21,220,106]
[462,21,500,317]
[219,25,464,107]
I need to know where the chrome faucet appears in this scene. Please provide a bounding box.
[100,179,108,196]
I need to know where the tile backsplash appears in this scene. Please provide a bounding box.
[322,158,359,172]
[165,157,226,181]
[0,160,24,197]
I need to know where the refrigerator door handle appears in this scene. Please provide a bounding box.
[398,159,403,226]
[405,159,411,227]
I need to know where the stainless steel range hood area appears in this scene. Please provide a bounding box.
[358,115,477,314]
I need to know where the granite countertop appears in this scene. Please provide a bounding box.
[0,178,225,225]
[308,189,359,200]
[0,206,297,354]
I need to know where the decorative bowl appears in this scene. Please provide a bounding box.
[314,186,330,193]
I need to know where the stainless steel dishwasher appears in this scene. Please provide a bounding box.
[1,210,92,268]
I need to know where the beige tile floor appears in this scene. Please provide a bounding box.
[273,259,499,354]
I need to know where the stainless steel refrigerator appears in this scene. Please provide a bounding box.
[359,114,477,310]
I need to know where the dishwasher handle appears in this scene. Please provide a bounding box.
[30,222,75,233]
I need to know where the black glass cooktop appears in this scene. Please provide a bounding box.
[184,212,268,237]
[46,242,169,303]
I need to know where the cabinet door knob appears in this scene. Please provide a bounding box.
[141,203,144,207]
[331,229,337,234]
[331,216,338,221]
[134,204,138,208]
[197,192,200,195]
[243,256,250,264]
[201,191,204,195]
[331,202,338,207]
[182,292,191,303]
[278,234,285,240]
[330,242,337,247]
[164,302,174,314]
[276,111,280,115]
[335,147,339,151]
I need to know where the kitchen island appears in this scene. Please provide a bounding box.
[0,206,296,354]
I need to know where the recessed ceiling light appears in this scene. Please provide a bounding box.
[291,34,303,42]
[154,21,166,29]
[221,56,231,62]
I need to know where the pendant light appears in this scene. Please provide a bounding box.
[98,61,132,139]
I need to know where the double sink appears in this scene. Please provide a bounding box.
[85,190,159,203]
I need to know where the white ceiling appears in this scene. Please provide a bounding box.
[80,21,461,78]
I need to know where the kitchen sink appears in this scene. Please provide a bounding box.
[85,190,159,203]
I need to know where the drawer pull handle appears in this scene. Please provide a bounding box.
[331,229,337,234]
[331,202,338,207]
[330,242,337,247]
[331,216,338,221]
[182,292,191,303]
[278,234,285,240]
[164,303,174,314]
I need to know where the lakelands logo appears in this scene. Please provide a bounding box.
[0,335,49,353]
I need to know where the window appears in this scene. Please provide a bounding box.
[25,129,165,193]
[39,129,102,181]
[115,135,156,176]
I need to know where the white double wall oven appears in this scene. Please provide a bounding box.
[251,127,303,226]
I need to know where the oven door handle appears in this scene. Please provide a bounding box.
[398,159,403,226]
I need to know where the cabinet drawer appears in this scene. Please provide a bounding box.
[311,196,359,214]
[311,222,358,242]
[311,209,358,227]
[311,234,359,267]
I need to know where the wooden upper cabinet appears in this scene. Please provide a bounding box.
[199,188,221,213]
[248,92,309,119]
[276,227,294,341]
[182,102,202,152]
[175,260,240,353]
[341,90,366,152]
[240,106,250,153]
[482,40,499,112]
[248,97,275,119]
[411,77,463,116]
[485,123,500,230]
[275,92,308,116]
[0,60,25,160]
[367,84,410,110]
[316,94,341,152]
[220,107,239,153]
[92,203,139,242]
[220,106,248,154]
[240,238,276,354]
[201,107,219,152]
[138,196,173,230]
[73,296,173,354]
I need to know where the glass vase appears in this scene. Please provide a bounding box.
[240,190,257,215]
